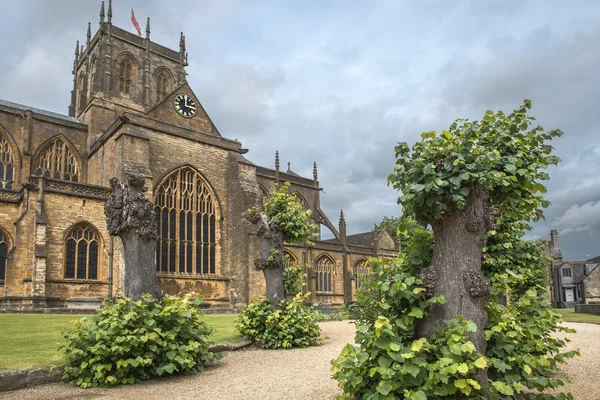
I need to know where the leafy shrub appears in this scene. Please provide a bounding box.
[332,232,578,399]
[56,294,221,388]
[236,293,321,349]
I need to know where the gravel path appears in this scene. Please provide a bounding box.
[0,321,352,400]
[1,321,598,400]
[544,322,600,400]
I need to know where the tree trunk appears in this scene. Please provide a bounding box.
[121,230,162,300]
[416,187,493,357]
[105,175,163,301]
[250,213,285,310]
[263,264,285,309]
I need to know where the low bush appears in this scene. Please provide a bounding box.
[236,293,321,349]
[55,294,222,388]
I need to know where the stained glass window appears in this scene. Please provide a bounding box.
[155,167,217,275]
[64,223,101,280]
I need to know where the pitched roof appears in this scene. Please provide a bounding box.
[345,232,375,247]
[561,261,587,283]
[322,232,375,246]
[586,255,600,264]
[0,99,84,124]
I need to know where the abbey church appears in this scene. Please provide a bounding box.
[0,1,398,311]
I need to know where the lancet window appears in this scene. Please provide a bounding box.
[315,254,333,293]
[355,259,369,290]
[65,223,101,280]
[0,135,15,189]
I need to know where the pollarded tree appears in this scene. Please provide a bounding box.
[247,182,315,309]
[388,100,562,358]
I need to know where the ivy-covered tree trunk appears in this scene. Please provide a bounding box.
[250,213,285,310]
[417,187,493,357]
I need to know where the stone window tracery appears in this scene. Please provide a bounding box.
[64,223,100,280]
[156,69,171,102]
[154,167,217,275]
[0,229,11,281]
[0,134,15,189]
[355,259,369,290]
[34,138,80,182]
[315,254,333,293]
[118,56,135,95]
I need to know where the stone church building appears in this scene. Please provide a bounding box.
[0,2,397,311]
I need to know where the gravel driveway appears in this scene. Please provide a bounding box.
[1,321,597,400]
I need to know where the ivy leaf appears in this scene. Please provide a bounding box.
[377,381,393,396]
[474,357,487,369]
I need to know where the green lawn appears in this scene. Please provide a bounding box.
[557,308,600,324]
[0,313,242,372]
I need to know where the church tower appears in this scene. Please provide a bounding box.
[68,1,189,143]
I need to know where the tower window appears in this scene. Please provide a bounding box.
[155,167,218,275]
[156,70,172,102]
[77,73,87,114]
[64,223,101,280]
[0,134,15,189]
[118,57,135,95]
[34,137,80,182]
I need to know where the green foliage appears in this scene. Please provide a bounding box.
[263,182,316,244]
[388,100,562,223]
[333,249,577,399]
[334,258,494,398]
[349,229,433,326]
[283,261,306,294]
[236,293,321,349]
[55,295,221,388]
[483,215,579,398]
[376,216,427,250]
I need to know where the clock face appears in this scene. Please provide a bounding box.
[173,93,197,118]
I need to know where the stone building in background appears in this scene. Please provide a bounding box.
[0,2,397,311]
[548,229,600,307]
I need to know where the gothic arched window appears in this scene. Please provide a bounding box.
[0,134,15,189]
[155,69,172,102]
[65,223,101,280]
[0,229,11,281]
[355,259,369,290]
[34,137,80,182]
[118,56,135,95]
[154,167,217,275]
[88,57,97,99]
[77,72,87,114]
[315,254,334,293]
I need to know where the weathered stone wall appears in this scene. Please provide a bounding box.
[585,268,600,302]
[0,106,88,190]
[575,304,600,315]
[43,191,110,300]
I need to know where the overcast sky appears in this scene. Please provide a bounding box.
[0,0,599,260]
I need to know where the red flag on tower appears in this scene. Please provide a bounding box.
[131,8,142,36]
